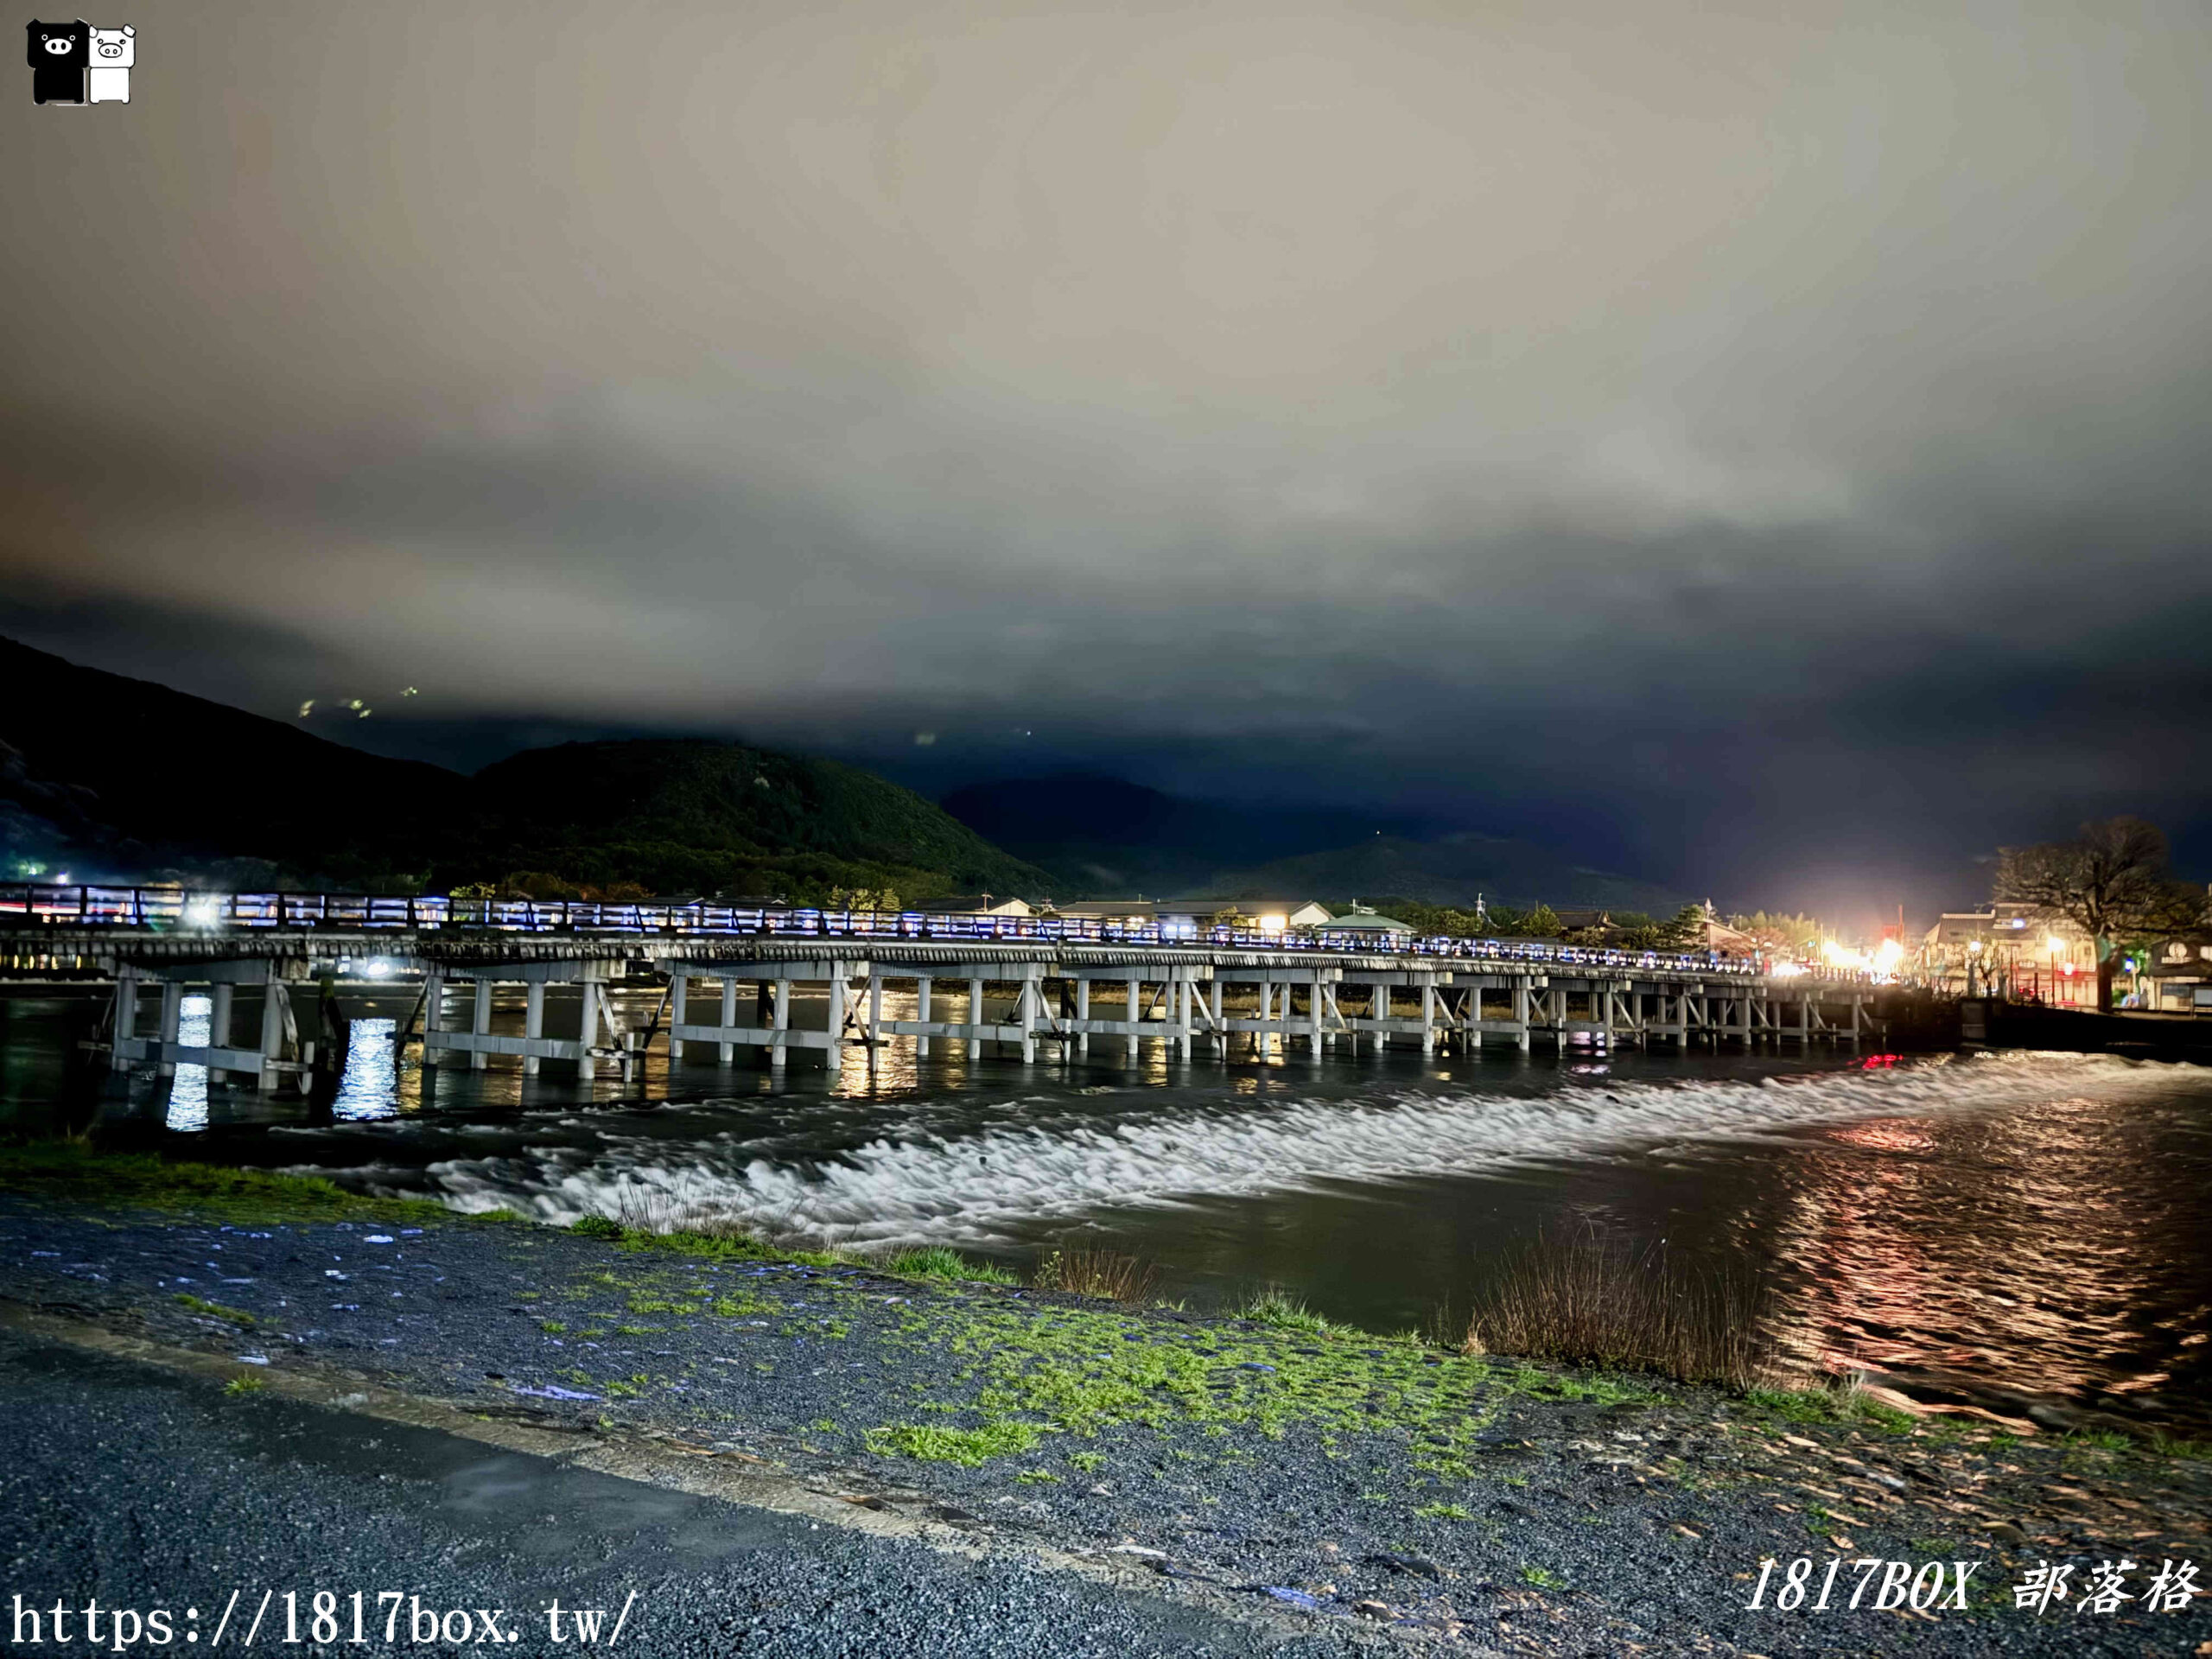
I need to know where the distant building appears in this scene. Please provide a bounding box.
[1921,904,2094,1004]
[2134,932,2212,1014]
[1051,899,1164,927]
[1318,906,1417,940]
[1051,897,1331,938]
[1166,898,1332,933]
[912,893,1034,918]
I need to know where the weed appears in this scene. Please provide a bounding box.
[880,1246,1020,1286]
[175,1293,257,1326]
[1069,1451,1105,1472]
[1032,1248,1160,1303]
[1465,1226,1776,1390]
[570,1215,623,1240]
[1415,1503,1473,1521]
[866,1421,1047,1465]
[223,1375,266,1395]
[538,1320,567,1334]
[1236,1291,1348,1337]
[0,1143,459,1227]
[1520,1565,1562,1589]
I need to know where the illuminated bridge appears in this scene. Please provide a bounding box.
[2,884,1878,1093]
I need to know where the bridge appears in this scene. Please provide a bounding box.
[1,883,1877,1093]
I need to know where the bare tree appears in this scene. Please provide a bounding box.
[1993,817,2208,1011]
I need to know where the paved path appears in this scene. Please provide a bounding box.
[0,1327,1368,1658]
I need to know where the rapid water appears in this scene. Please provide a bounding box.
[5,986,2209,1430]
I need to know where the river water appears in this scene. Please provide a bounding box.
[5,985,2209,1432]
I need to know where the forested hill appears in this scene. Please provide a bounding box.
[0,638,1047,904]
[471,741,1049,901]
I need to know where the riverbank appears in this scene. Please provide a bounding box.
[3,1153,2208,1656]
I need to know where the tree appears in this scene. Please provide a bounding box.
[1663,904,1712,950]
[1993,817,2207,1011]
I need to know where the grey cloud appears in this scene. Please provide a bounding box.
[3,0,2209,922]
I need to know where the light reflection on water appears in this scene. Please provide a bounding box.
[163,995,209,1133]
[3,982,2209,1428]
[330,1018,397,1122]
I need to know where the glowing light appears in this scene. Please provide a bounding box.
[183,897,219,926]
[364,957,393,980]
[1257,913,1289,933]
[1770,960,1808,978]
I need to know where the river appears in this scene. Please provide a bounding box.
[5,984,2209,1433]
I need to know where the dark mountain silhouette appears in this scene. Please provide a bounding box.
[941,771,1682,911]
[939,772,1400,894]
[0,637,1046,901]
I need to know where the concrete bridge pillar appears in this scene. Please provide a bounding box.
[1211,981,1225,1058]
[827,974,849,1066]
[1074,978,1089,1054]
[523,982,544,1076]
[109,970,138,1072]
[1124,977,1140,1060]
[470,980,493,1070]
[1513,982,1531,1052]
[1421,982,1437,1054]
[719,978,738,1062]
[667,974,689,1060]
[868,975,886,1071]
[156,982,181,1077]
[257,966,291,1091]
[771,979,791,1071]
[916,977,933,1057]
[207,982,235,1084]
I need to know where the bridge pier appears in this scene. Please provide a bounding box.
[100,957,314,1093]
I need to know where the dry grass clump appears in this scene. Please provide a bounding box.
[1463,1230,1778,1391]
[1033,1247,1160,1304]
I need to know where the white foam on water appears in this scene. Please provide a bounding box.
[408,1053,2203,1246]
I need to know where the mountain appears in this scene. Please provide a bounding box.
[0,637,1046,903]
[938,773,1402,894]
[0,634,467,886]
[472,741,1049,900]
[940,770,1684,912]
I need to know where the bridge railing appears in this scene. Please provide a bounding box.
[0,882,1833,980]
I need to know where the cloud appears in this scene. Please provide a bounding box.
[2,0,2209,920]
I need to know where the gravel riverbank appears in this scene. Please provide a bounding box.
[3,1185,2208,1656]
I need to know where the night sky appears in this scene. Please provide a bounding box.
[4,0,2209,926]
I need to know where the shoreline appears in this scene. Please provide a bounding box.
[3,1155,2209,1655]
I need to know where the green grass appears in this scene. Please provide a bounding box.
[1415,1503,1472,1521]
[865,1421,1047,1465]
[0,1143,464,1227]
[175,1293,257,1326]
[880,1247,1020,1286]
[1236,1291,1351,1337]
[223,1375,266,1395]
[1739,1385,1914,1433]
[1520,1565,1562,1589]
